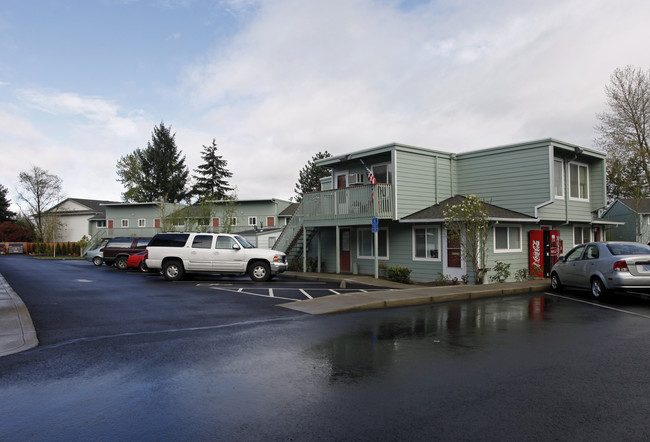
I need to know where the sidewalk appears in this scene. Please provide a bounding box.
[0,273,38,357]
[280,271,551,314]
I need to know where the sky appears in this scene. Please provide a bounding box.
[1,0,649,213]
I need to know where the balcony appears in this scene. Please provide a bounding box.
[301,184,393,223]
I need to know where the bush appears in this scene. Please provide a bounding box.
[514,268,529,282]
[489,261,511,283]
[387,266,411,284]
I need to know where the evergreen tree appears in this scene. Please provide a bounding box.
[116,122,190,203]
[294,151,332,202]
[191,139,233,201]
[0,184,16,222]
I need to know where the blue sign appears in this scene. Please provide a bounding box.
[372,217,379,233]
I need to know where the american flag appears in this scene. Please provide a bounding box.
[364,165,377,185]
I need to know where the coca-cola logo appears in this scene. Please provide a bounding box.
[532,240,542,269]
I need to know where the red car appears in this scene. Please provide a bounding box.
[126,251,148,272]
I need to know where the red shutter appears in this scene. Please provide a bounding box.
[213,218,220,227]
[266,217,275,227]
[154,219,161,228]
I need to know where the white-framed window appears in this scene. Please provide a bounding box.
[138,219,146,228]
[569,162,589,200]
[231,217,237,226]
[96,220,107,228]
[357,228,389,259]
[554,159,564,199]
[494,225,522,252]
[248,216,257,226]
[121,219,129,228]
[573,226,590,245]
[412,226,441,261]
[372,163,392,184]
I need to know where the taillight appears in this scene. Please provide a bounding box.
[613,260,629,272]
[144,250,148,259]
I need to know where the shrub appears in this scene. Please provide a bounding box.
[489,261,511,283]
[387,266,411,284]
[514,268,529,282]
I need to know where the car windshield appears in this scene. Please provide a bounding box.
[234,235,255,248]
[606,243,650,256]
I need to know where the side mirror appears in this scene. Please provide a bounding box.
[558,255,565,262]
[232,243,241,250]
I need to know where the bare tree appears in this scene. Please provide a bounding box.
[16,166,63,241]
[595,65,650,200]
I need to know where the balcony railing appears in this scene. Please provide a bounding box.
[302,183,393,221]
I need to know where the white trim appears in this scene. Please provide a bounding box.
[493,224,522,253]
[568,161,589,201]
[248,216,257,226]
[138,218,146,228]
[334,170,349,189]
[412,225,442,261]
[121,219,129,228]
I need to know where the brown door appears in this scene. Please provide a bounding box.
[340,229,351,272]
[447,230,461,268]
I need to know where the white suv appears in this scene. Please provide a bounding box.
[145,232,288,282]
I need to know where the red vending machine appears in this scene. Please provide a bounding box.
[529,230,561,278]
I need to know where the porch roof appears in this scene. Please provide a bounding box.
[400,195,538,223]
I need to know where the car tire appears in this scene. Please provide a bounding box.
[116,256,128,271]
[163,260,184,281]
[591,277,606,299]
[249,261,271,282]
[550,272,562,292]
[92,256,103,266]
[138,261,148,273]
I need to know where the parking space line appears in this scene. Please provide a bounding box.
[211,287,296,301]
[329,289,340,295]
[546,292,650,319]
[269,288,274,297]
[299,289,313,299]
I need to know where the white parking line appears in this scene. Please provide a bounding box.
[299,289,313,299]
[329,289,340,295]
[546,292,650,319]
[210,287,296,301]
[269,288,274,297]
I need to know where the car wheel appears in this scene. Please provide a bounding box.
[249,261,270,282]
[92,256,103,266]
[550,272,562,291]
[591,277,606,299]
[138,261,148,273]
[116,256,128,270]
[163,260,184,281]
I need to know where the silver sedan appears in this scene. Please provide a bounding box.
[550,241,650,298]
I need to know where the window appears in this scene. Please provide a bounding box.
[574,226,590,245]
[413,227,440,260]
[135,238,150,247]
[248,216,257,226]
[216,235,237,249]
[96,220,107,228]
[358,229,388,259]
[565,245,585,262]
[554,159,564,198]
[372,163,392,184]
[121,219,129,228]
[569,162,588,200]
[494,226,521,252]
[231,217,237,226]
[192,235,213,249]
[584,245,599,260]
[138,219,146,228]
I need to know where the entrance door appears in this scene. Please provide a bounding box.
[444,229,465,279]
[340,229,351,272]
[336,172,349,215]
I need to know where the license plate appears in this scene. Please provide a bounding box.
[638,264,650,272]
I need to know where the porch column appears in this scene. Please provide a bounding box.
[317,230,322,273]
[302,226,307,273]
[374,229,379,279]
[336,226,341,274]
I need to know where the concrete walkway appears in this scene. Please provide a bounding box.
[280,271,551,314]
[0,273,38,357]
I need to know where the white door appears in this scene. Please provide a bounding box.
[213,235,246,272]
[187,235,216,271]
[443,228,466,280]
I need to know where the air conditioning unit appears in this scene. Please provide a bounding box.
[349,173,365,185]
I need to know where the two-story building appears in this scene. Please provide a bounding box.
[274,139,616,283]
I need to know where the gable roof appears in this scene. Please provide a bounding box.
[616,198,650,214]
[279,202,300,217]
[400,195,538,223]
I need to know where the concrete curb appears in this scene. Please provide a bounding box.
[0,273,38,357]
[278,280,551,315]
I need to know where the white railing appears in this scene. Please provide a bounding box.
[273,184,393,252]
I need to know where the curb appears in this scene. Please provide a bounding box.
[0,274,39,357]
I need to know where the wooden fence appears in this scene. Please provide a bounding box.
[0,242,83,256]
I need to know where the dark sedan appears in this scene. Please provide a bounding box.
[550,241,650,298]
